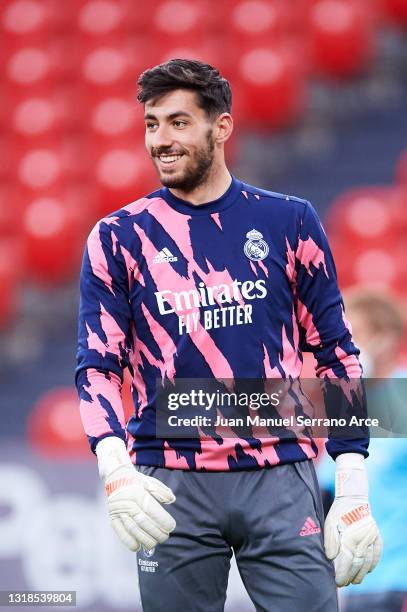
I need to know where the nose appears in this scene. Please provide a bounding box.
[151,124,173,150]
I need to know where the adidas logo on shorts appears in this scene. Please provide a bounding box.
[153,247,178,264]
[299,517,321,536]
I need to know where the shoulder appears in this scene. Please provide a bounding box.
[91,189,162,235]
[241,181,310,214]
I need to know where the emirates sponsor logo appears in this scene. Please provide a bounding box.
[155,279,267,315]
[154,278,268,335]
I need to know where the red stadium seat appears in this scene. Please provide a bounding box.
[0,136,18,180]
[2,0,49,36]
[330,235,406,294]
[326,186,406,243]
[233,44,307,129]
[396,148,407,187]
[327,186,407,294]
[207,0,309,38]
[356,243,407,296]
[5,46,52,88]
[27,387,91,459]
[78,37,158,93]
[17,147,62,190]
[228,0,307,45]
[90,96,144,137]
[93,144,158,217]
[88,106,147,182]
[21,189,88,284]
[76,0,160,33]
[1,0,56,93]
[51,82,90,130]
[0,182,23,234]
[13,97,57,136]
[150,0,208,53]
[2,33,80,90]
[380,0,407,26]
[82,46,129,85]
[0,238,20,329]
[307,0,376,78]
[9,89,72,147]
[154,0,207,33]
[0,184,23,327]
[230,0,285,38]
[13,133,96,182]
[77,0,126,35]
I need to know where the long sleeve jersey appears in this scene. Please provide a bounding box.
[76,176,368,470]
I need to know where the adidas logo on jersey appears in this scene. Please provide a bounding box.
[299,517,321,536]
[153,247,178,264]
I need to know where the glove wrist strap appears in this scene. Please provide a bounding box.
[95,436,133,481]
[335,452,368,498]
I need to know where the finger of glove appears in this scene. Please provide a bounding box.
[351,544,374,584]
[333,520,379,586]
[122,514,159,550]
[111,517,141,552]
[324,515,340,560]
[368,533,383,575]
[353,522,379,558]
[138,493,176,534]
[108,493,175,534]
[334,546,362,587]
[337,542,371,587]
[142,476,176,505]
[133,510,173,545]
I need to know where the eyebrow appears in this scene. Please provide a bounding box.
[144,111,193,121]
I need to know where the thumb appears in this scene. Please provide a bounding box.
[143,475,176,504]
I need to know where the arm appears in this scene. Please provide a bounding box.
[294,201,368,459]
[76,218,132,451]
[294,202,382,585]
[76,219,176,551]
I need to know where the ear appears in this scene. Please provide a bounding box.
[214,113,233,144]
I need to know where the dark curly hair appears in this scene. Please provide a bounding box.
[137,58,232,118]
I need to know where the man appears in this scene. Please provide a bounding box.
[76,59,382,611]
[317,288,407,612]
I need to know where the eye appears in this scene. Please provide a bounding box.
[174,120,187,127]
[146,122,158,131]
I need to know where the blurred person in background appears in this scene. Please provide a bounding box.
[76,59,382,612]
[317,287,407,612]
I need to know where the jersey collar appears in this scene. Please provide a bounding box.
[160,175,242,216]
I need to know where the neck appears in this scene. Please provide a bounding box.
[168,163,232,205]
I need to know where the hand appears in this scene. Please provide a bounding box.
[324,453,382,586]
[96,437,176,552]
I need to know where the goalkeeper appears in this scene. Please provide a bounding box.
[76,59,381,611]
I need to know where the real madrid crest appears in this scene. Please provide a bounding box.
[244,229,269,261]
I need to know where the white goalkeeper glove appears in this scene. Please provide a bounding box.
[95,436,176,552]
[324,452,382,587]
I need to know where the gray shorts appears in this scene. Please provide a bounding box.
[136,460,338,612]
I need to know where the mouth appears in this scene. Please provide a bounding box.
[156,153,185,169]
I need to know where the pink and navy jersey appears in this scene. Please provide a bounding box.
[76,176,368,470]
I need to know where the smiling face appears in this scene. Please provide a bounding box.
[144,89,217,192]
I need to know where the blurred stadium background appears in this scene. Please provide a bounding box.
[0,0,406,610]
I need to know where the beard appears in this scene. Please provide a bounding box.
[153,130,215,193]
